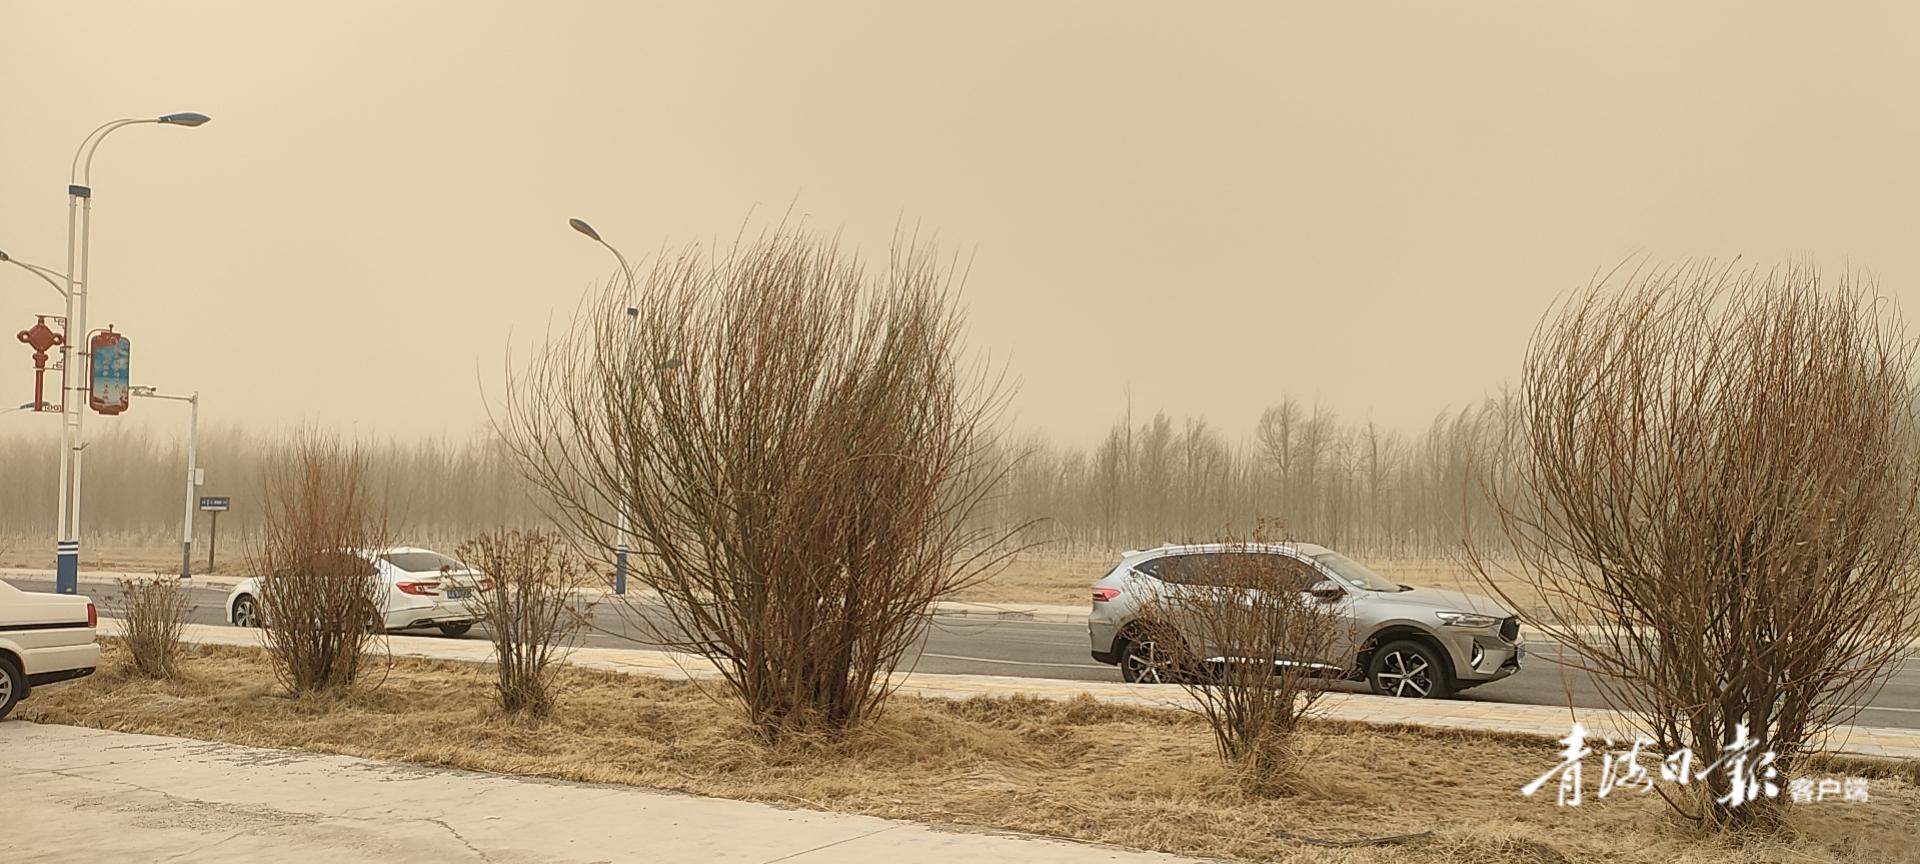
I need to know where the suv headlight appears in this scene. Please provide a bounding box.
[1435,611,1498,628]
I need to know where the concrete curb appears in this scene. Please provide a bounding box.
[932,601,1088,624]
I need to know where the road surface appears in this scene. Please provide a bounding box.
[11,576,1918,730]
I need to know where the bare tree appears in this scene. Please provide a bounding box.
[1176,417,1226,540]
[1256,399,1300,528]
[1296,401,1338,540]
[111,576,192,679]
[1135,412,1175,540]
[1466,262,1920,829]
[457,529,588,717]
[1131,533,1345,790]
[251,429,391,694]
[500,223,1019,741]
[1093,423,1130,547]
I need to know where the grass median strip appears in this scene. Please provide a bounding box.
[20,640,1920,863]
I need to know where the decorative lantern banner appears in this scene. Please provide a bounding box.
[89,328,130,416]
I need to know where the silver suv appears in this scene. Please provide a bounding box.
[1088,543,1523,698]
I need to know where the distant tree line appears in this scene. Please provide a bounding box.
[0,425,535,548]
[0,395,1518,557]
[975,396,1518,555]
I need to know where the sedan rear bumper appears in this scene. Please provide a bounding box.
[21,642,100,678]
[1088,619,1122,665]
[383,597,479,631]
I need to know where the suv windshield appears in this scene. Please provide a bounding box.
[1309,550,1404,592]
[381,551,466,574]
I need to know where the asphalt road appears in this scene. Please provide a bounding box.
[15,576,1920,730]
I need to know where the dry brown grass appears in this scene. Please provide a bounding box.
[20,640,1918,864]
[0,541,246,576]
[952,546,1119,604]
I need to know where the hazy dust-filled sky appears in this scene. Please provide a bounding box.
[2,2,1916,445]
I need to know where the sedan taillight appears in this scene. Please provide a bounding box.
[1092,587,1122,603]
[396,581,441,596]
[86,601,97,628]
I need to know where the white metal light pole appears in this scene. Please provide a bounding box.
[130,387,200,578]
[54,112,210,594]
[567,217,639,595]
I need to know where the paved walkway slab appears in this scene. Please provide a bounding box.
[2,722,1209,863]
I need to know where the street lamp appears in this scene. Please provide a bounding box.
[0,250,69,298]
[129,386,201,579]
[53,112,211,594]
[567,218,636,297]
[568,217,640,595]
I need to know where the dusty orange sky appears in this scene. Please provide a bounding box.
[3,2,1916,445]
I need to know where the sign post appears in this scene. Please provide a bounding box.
[199,496,229,573]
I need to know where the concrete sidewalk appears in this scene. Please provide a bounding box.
[122,620,1920,760]
[3,722,1208,864]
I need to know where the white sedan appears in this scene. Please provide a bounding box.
[0,580,99,719]
[226,547,492,637]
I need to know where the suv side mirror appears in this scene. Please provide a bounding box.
[1308,579,1345,602]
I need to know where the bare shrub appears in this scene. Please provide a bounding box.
[251,429,391,694]
[500,222,1017,741]
[1465,262,1920,829]
[1131,535,1345,789]
[111,576,192,679]
[456,529,588,717]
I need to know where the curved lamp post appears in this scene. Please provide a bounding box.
[52,112,210,594]
[568,217,641,595]
[0,249,69,298]
[130,386,200,579]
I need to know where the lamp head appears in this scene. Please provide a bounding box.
[568,218,602,242]
[158,112,211,127]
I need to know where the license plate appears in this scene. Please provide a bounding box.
[446,588,471,600]
[1515,645,1525,663]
